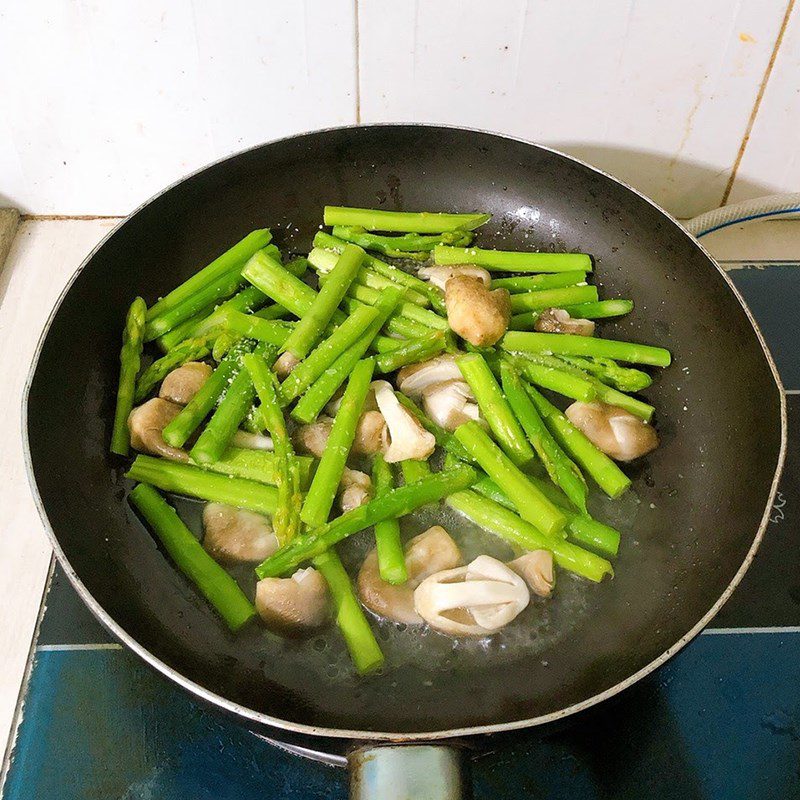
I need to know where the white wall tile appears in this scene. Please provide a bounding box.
[0,1,357,215]
[728,6,800,203]
[358,0,787,218]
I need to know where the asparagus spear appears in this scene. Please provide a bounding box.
[212,331,242,362]
[146,229,271,321]
[434,245,592,273]
[323,206,490,233]
[331,225,473,260]
[501,331,671,367]
[199,447,313,490]
[338,295,429,339]
[256,463,477,578]
[300,359,375,528]
[453,421,565,537]
[110,297,147,455]
[134,333,215,403]
[375,332,446,374]
[126,456,278,515]
[372,455,407,584]
[526,385,631,498]
[558,355,652,393]
[291,288,404,424]
[339,280,449,331]
[129,484,256,631]
[508,299,635,330]
[509,285,598,315]
[445,490,612,582]
[500,362,588,514]
[279,305,379,404]
[490,272,587,293]
[456,353,534,467]
[218,310,294,345]
[312,548,384,674]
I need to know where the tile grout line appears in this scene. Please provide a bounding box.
[353,0,361,124]
[721,0,796,205]
[20,214,125,221]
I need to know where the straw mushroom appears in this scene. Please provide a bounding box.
[372,380,435,462]
[202,503,279,564]
[421,379,481,432]
[396,354,463,399]
[565,400,659,461]
[418,264,491,292]
[255,567,329,636]
[294,412,386,458]
[445,275,511,347]
[159,361,212,405]
[508,551,555,598]
[534,308,595,337]
[338,468,373,513]
[274,352,300,379]
[414,555,530,636]
[128,398,188,462]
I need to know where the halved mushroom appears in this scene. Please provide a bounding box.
[372,380,435,462]
[534,308,595,337]
[326,386,378,417]
[508,551,555,598]
[255,567,329,636]
[128,398,188,462]
[357,526,462,624]
[159,361,213,405]
[565,401,659,462]
[445,275,511,347]
[338,468,373,513]
[396,354,463,399]
[274,351,300,379]
[294,412,386,458]
[418,264,491,292]
[421,379,481,432]
[294,417,333,458]
[202,502,279,564]
[414,555,530,636]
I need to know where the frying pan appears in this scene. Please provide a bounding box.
[23,125,786,797]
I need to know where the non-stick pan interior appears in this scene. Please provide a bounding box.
[26,126,783,736]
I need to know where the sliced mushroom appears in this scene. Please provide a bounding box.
[231,430,275,451]
[202,503,279,564]
[326,386,378,417]
[159,361,213,405]
[357,526,462,624]
[294,412,386,458]
[274,351,300,379]
[372,380,435,462]
[294,417,333,458]
[128,398,188,462]
[338,468,373,513]
[534,308,595,337]
[445,275,511,347]
[421,379,481,431]
[508,551,555,598]
[255,567,329,636]
[396,354,463,399]
[565,401,659,462]
[414,555,530,636]
[418,264,491,292]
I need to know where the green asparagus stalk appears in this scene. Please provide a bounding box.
[340,280,449,331]
[453,421,565,537]
[242,249,321,317]
[558,355,652,393]
[508,299,635,331]
[500,362,588,514]
[134,333,215,403]
[501,331,671,367]
[279,305,379,404]
[372,455,407,584]
[312,548,384,674]
[256,463,477,578]
[217,310,294,345]
[111,297,147,455]
[516,358,597,403]
[284,256,309,277]
[146,230,271,321]
[323,206,490,233]
[332,225,473,260]
[434,245,592,273]
[456,353,534,467]
[190,343,269,464]
[253,303,290,320]
[300,359,375,528]
[339,295,429,340]
[129,484,256,630]
[526,385,631,498]
[291,288,404,424]
[375,332,447,374]
[126,456,278,515]
[212,331,242,362]
[199,447,313,490]
[509,285,598,314]
[491,272,588,293]
[445,490,612,582]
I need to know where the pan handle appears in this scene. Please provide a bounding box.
[348,744,466,800]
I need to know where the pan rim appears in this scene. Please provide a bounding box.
[21,122,788,741]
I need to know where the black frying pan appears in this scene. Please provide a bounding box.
[23,125,785,791]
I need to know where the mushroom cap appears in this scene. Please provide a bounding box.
[353,410,387,456]
[565,400,659,462]
[202,502,278,564]
[338,468,373,513]
[274,351,301,379]
[445,275,511,347]
[128,398,188,462]
[294,417,334,458]
[357,526,462,624]
[534,308,595,337]
[421,379,481,432]
[159,361,212,405]
[397,354,463,398]
[418,264,491,292]
[372,380,435,463]
[255,567,330,636]
[508,550,555,598]
[414,555,530,636]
